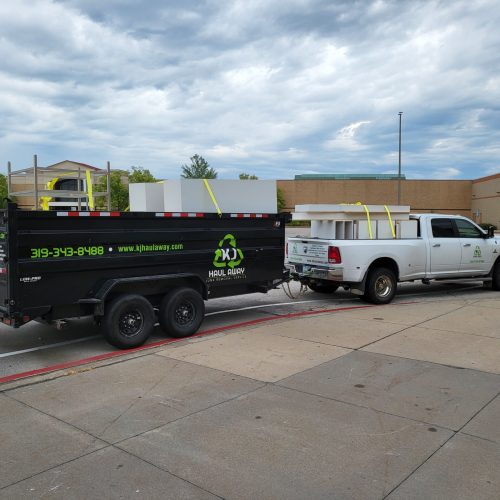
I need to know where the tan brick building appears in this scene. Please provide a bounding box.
[277,173,500,227]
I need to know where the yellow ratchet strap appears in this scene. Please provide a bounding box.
[362,204,373,239]
[85,170,95,210]
[203,179,222,216]
[384,204,396,238]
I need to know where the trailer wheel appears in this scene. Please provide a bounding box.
[363,267,397,304]
[159,287,205,338]
[100,294,155,349]
[492,262,500,291]
[308,282,339,294]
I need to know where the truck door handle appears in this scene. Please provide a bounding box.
[463,243,471,247]
[432,244,440,248]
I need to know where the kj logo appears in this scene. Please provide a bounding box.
[213,234,244,268]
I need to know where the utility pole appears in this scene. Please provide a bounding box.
[398,112,403,205]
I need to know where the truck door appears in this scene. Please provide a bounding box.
[454,218,492,274]
[429,218,461,276]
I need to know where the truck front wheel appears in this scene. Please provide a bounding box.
[159,287,205,338]
[100,294,155,349]
[363,267,397,304]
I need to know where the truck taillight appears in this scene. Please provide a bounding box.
[285,242,288,258]
[328,246,341,264]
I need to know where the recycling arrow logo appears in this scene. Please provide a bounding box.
[213,234,244,268]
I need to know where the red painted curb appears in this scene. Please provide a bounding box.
[0,303,377,385]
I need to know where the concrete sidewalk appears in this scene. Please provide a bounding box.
[1,294,499,499]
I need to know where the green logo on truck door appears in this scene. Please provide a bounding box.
[213,234,244,268]
[474,246,482,258]
[208,234,246,283]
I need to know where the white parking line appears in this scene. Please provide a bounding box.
[0,299,340,358]
[204,298,346,316]
[0,335,101,358]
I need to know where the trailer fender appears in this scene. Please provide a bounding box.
[79,273,207,315]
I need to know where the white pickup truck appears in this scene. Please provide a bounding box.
[286,214,500,304]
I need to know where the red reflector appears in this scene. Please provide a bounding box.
[285,242,288,258]
[328,246,341,264]
[23,315,30,323]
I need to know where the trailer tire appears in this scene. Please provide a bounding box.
[159,287,205,338]
[492,262,500,290]
[100,294,155,349]
[308,282,339,294]
[363,267,397,304]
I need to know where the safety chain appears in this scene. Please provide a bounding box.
[282,280,308,299]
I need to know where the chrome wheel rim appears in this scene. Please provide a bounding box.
[375,275,392,298]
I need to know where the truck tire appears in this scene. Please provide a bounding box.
[308,282,339,294]
[363,267,397,304]
[159,287,205,338]
[492,262,500,290]
[100,294,155,349]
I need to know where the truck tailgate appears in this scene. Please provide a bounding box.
[288,239,329,266]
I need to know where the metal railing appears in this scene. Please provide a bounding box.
[7,155,111,211]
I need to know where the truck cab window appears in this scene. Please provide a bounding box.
[431,218,455,238]
[455,219,483,238]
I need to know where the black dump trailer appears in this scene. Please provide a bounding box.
[0,204,289,348]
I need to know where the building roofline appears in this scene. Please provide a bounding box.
[47,160,102,171]
[472,172,500,184]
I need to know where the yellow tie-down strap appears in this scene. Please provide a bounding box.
[341,201,396,240]
[40,177,59,211]
[340,202,373,239]
[362,204,373,239]
[86,170,95,210]
[203,179,222,216]
[384,204,396,238]
[341,202,397,239]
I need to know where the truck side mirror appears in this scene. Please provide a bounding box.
[488,226,495,238]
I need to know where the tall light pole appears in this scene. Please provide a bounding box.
[397,111,403,205]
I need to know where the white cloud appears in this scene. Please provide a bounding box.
[324,121,371,151]
[0,0,499,180]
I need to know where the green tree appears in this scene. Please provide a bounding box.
[277,187,286,212]
[239,173,258,180]
[94,170,129,211]
[129,166,157,183]
[0,174,8,208]
[181,154,217,179]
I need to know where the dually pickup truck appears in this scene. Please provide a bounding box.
[287,213,500,304]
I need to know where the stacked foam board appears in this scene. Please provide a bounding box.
[293,204,417,239]
[129,179,277,213]
[129,183,164,212]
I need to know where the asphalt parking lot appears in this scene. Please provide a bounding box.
[1,289,499,499]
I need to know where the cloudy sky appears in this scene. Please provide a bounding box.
[1,0,499,180]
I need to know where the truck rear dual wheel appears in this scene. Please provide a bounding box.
[363,267,397,305]
[101,294,155,349]
[159,287,205,338]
